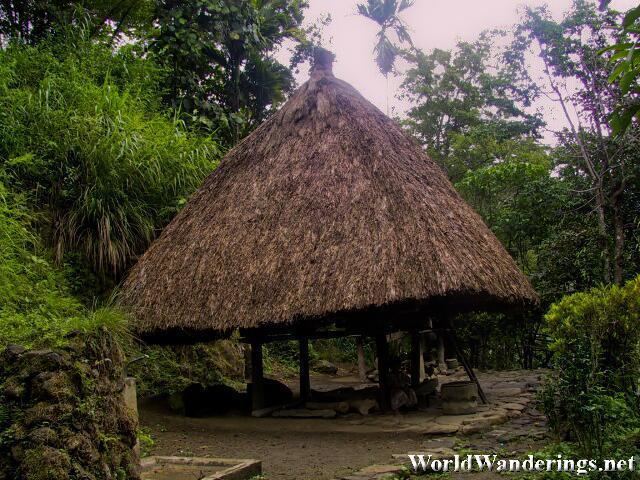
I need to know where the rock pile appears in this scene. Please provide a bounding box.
[0,330,139,480]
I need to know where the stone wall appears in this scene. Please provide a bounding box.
[0,329,139,480]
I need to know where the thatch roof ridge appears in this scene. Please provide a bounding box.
[120,63,537,340]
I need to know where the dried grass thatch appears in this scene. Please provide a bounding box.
[120,52,537,340]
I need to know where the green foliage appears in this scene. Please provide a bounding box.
[604,3,640,135]
[456,145,560,272]
[137,428,155,458]
[152,0,307,144]
[0,33,219,351]
[0,1,155,45]
[401,33,542,180]
[356,0,415,76]
[263,341,319,376]
[313,338,369,365]
[0,36,219,277]
[541,276,640,459]
[514,2,639,286]
[126,340,244,397]
[0,176,128,348]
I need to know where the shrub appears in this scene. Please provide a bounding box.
[0,35,220,278]
[541,276,640,459]
[0,175,128,348]
[126,340,245,397]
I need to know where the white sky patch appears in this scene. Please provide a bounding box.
[276,0,637,144]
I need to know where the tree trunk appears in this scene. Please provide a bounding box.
[612,185,625,285]
[541,56,613,284]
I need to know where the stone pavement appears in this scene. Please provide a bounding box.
[335,369,550,480]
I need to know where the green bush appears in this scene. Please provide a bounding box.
[126,340,244,397]
[541,276,640,460]
[0,35,219,278]
[0,176,127,348]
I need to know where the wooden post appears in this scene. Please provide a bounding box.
[419,334,426,381]
[410,331,422,388]
[299,337,311,402]
[444,329,488,405]
[243,344,252,381]
[437,334,446,371]
[375,333,390,411]
[356,336,367,382]
[250,340,264,411]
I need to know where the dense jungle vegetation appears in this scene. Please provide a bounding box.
[0,0,639,475]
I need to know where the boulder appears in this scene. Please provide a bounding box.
[390,389,409,411]
[349,398,377,415]
[247,378,293,409]
[314,360,338,375]
[312,385,378,403]
[390,388,418,411]
[414,378,438,396]
[175,382,247,417]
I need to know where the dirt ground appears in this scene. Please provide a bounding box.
[139,369,550,480]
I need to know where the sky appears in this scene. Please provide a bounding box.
[277,0,637,141]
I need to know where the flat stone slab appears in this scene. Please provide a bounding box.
[490,387,524,397]
[422,437,456,449]
[461,415,508,435]
[141,456,261,480]
[500,396,531,404]
[358,465,404,475]
[435,413,481,425]
[339,464,405,480]
[501,402,527,411]
[422,423,460,435]
[272,408,336,418]
[392,446,456,461]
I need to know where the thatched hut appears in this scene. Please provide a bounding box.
[121,49,537,411]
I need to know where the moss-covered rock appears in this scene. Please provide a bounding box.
[0,329,139,480]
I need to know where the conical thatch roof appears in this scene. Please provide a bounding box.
[120,52,537,341]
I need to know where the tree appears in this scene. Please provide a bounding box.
[152,0,308,145]
[513,1,638,285]
[603,3,640,135]
[357,0,415,113]
[456,142,559,272]
[401,33,542,181]
[0,0,153,44]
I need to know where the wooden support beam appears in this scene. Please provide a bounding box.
[250,340,265,412]
[443,329,488,404]
[375,333,390,411]
[243,344,252,381]
[419,335,426,380]
[437,334,446,371]
[299,337,311,402]
[356,336,367,382]
[241,330,360,343]
[410,331,422,388]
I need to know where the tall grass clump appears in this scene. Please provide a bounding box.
[0,34,220,279]
[0,175,128,348]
